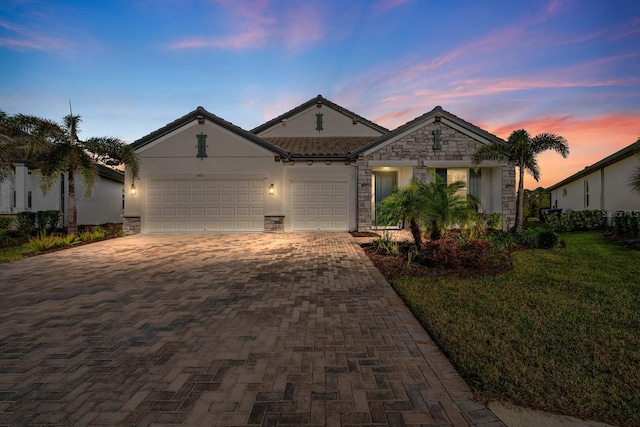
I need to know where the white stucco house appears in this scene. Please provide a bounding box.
[123,95,516,234]
[547,140,640,212]
[0,163,125,226]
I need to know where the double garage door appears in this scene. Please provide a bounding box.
[144,179,349,232]
[145,179,265,232]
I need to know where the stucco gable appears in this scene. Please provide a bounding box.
[251,94,389,137]
[130,106,289,158]
[351,106,504,158]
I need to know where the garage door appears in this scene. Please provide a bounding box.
[145,179,264,232]
[291,181,348,231]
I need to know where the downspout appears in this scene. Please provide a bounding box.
[348,158,358,232]
[600,167,605,211]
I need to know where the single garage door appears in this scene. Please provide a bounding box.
[145,179,264,232]
[291,181,348,231]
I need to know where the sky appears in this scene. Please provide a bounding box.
[1,0,639,189]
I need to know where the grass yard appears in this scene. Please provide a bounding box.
[0,242,33,263]
[391,232,640,427]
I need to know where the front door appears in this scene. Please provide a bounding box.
[373,171,398,226]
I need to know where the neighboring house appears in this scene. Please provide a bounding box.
[547,140,640,213]
[0,163,125,226]
[124,95,515,234]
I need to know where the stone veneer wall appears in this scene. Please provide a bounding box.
[357,121,516,231]
[264,215,285,233]
[123,216,141,235]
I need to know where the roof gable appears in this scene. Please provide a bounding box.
[130,106,289,158]
[547,139,640,190]
[251,94,389,136]
[350,106,505,157]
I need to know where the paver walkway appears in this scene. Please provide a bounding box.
[0,233,504,426]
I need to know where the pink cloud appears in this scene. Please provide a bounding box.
[374,0,412,13]
[0,20,71,52]
[168,28,268,50]
[282,5,324,48]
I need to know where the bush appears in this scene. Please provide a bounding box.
[16,212,36,236]
[422,237,495,270]
[372,231,400,256]
[543,210,606,232]
[36,210,61,233]
[613,212,639,239]
[486,212,502,230]
[0,215,14,234]
[28,231,79,252]
[515,227,559,249]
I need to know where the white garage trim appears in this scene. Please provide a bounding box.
[144,179,265,232]
[290,181,349,231]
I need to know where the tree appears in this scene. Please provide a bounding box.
[0,110,139,235]
[374,180,425,247]
[374,174,475,245]
[472,129,568,232]
[523,187,550,219]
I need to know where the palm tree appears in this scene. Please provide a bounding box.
[374,174,475,245]
[472,129,568,232]
[420,173,474,241]
[375,180,425,247]
[0,111,139,235]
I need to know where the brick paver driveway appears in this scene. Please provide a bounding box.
[0,233,504,426]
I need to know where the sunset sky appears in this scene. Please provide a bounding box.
[2,0,639,189]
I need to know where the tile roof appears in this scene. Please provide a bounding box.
[250,94,389,135]
[262,136,377,157]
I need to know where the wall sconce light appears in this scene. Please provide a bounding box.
[130,183,137,195]
[197,115,205,125]
[268,183,275,195]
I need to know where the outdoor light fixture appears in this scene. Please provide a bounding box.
[130,183,137,195]
[268,183,275,195]
[197,115,205,125]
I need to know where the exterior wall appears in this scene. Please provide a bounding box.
[257,106,383,138]
[551,158,640,213]
[126,120,283,232]
[357,120,515,230]
[0,166,123,225]
[602,156,640,211]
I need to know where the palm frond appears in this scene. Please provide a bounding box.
[75,149,97,197]
[40,144,72,194]
[472,142,512,166]
[629,163,640,194]
[82,137,140,180]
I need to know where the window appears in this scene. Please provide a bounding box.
[27,191,32,208]
[584,180,589,208]
[196,133,208,158]
[433,168,469,197]
[315,113,323,131]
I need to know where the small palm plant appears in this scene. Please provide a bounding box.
[375,174,476,246]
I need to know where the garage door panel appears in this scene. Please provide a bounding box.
[291,181,348,231]
[145,179,265,232]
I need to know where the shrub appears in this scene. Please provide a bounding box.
[372,231,400,256]
[0,215,14,234]
[515,227,559,249]
[36,210,61,232]
[16,212,36,236]
[422,237,495,270]
[28,231,79,252]
[543,210,606,232]
[486,212,502,230]
[613,212,639,239]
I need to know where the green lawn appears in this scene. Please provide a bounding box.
[392,232,640,427]
[0,242,33,263]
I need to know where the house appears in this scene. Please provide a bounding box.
[123,95,515,234]
[0,163,125,226]
[547,140,640,213]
